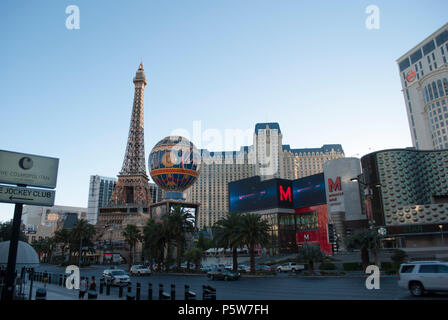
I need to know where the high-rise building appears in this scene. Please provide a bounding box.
[397,23,448,150]
[22,205,88,243]
[87,175,117,224]
[149,182,163,203]
[186,122,344,228]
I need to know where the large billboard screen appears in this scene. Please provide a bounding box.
[229,177,293,213]
[292,173,326,209]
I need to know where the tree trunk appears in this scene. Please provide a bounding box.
[372,247,379,267]
[361,247,370,270]
[249,246,255,275]
[309,260,314,275]
[232,247,238,273]
[176,236,182,271]
[129,244,133,271]
[165,240,172,272]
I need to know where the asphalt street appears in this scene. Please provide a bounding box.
[34,264,448,300]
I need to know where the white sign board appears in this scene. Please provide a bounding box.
[0,184,56,206]
[0,150,59,188]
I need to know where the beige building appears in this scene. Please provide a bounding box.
[186,123,345,228]
[22,205,88,243]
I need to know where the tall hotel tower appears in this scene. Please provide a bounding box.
[397,23,448,150]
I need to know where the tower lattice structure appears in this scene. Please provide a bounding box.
[109,63,152,207]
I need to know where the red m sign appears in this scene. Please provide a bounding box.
[328,177,342,192]
[279,185,292,202]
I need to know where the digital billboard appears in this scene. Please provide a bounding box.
[229,177,293,213]
[292,173,326,209]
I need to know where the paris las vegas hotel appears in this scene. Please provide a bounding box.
[185,122,344,228]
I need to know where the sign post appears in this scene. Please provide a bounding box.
[0,150,58,301]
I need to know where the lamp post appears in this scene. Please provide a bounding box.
[439,225,444,246]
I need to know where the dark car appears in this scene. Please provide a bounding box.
[207,268,240,281]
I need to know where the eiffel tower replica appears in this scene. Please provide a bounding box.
[96,64,152,256]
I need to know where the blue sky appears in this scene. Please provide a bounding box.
[0,0,447,221]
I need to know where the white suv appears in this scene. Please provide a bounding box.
[398,261,448,296]
[130,265,151,276]
[101,269,131,286]
[276,262,305,273]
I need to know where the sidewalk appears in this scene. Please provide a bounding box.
[22,283,121,300]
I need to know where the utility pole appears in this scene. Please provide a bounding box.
[1,201,24,300]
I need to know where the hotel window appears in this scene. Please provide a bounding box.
[423,40,436,55]
[433,82,439,99]
[428,85,434,100]
[438,80,445,97]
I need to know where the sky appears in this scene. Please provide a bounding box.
[0,0,447,222]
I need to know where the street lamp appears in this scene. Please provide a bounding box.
[439,225,444,246]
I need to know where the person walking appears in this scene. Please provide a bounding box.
[88,276,96,292]
[43,270,48,288]
[79,277,87,299]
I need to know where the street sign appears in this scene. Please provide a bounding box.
[0,150,59,188]
[0,184,55,206]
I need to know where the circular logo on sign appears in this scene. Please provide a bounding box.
[406,70,416,82]
[19,157,33,170]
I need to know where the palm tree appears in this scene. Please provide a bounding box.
[297,244,324,275]
[54,229,71,263]
[237,214,270,275]
[31,238,45,262]
[164,206,195,271]
[184,247,203,272]
[143,219,166,272]
[43,237,56,264]
[346,229,380,270]
[122,224,142,271]
[215,212,244,272]
[71,219,96,266]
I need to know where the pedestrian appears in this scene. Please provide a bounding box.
[89,276,96,291]
[79,276,87,299]
[43,270,48,288]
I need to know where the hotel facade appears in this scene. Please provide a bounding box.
[186,122,345,228]
[397,23,448,150]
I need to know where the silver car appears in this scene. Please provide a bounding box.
[398,261,448,296]
[102,269,131,286]
[130,265,151,276]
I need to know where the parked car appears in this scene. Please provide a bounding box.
[200,265,214,272]
[256,265,272,271]
[207,268,240,281]
[276,262,305,273]
[130,265,151,276]
[398,261,448,296]
[101,269,131,286]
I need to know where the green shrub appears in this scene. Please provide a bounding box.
[391,249,408,264]
[380,262,392,270]
[319,262,336,270]
[343,262,362,271]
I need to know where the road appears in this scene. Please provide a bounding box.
[34,264,448,300]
